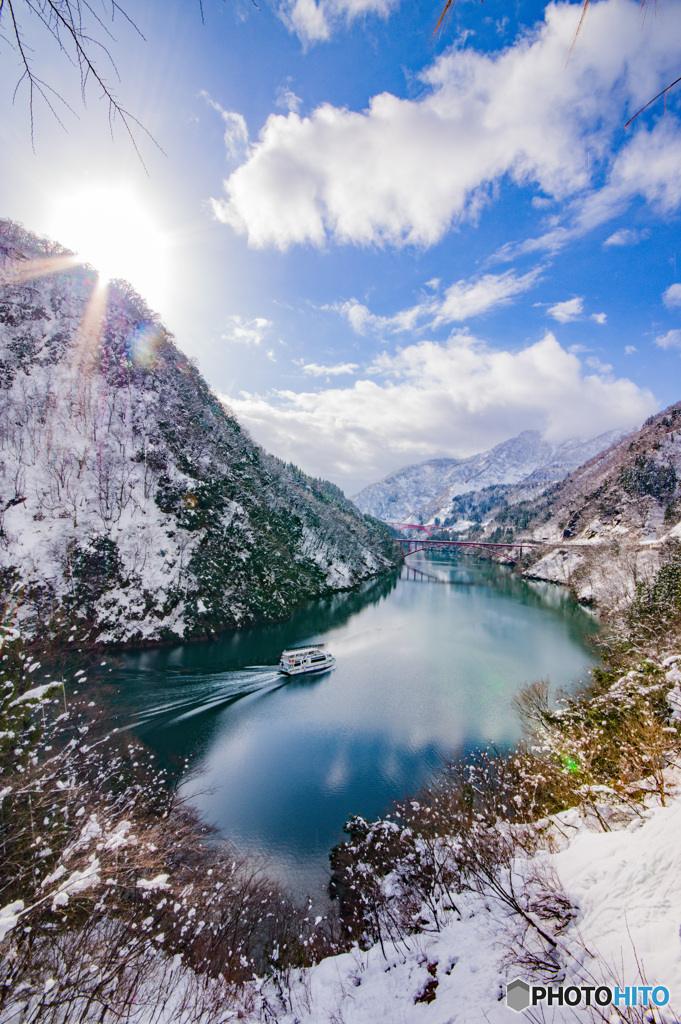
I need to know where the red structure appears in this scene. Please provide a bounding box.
[385,524,541,560]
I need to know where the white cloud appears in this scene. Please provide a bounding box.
[276,86,302,113]
[284,0,330,41]
[212,0,681,250]
[301,361,359,376]
[663,283,681,309]
[604,228,644,247]
[200,92,249,160]
[585,355,613,372]
[655,329,681,351]
[220,113,249,160]
[546,297,606,325]
[222,332,655,491]
[338,301,374,335]
[221,315,272,346]
[548,297,584,323]
[610,119,681,214]
[336,268,542,335]
[501,119,681,260]
[435,269,543,324]
[280,0,399,44]
[625,345,637,354]
[335,299,421,335]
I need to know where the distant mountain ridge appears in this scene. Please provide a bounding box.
[352,429,625,524]
[0,221,398,646]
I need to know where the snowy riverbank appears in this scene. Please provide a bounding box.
[262,770,681,1022]
[2,636,680,1023]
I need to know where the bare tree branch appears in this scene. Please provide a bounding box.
[1,0,163,164]
[624,72,681,128]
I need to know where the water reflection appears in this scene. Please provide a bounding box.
[98,556,599,900]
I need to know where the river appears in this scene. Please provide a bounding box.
[99,555,599,901]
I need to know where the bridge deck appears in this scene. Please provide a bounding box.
[387,522,540,553]
[398,538,538,550]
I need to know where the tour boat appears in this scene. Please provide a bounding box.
[278,644,335,676]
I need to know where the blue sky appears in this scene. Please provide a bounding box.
[1,0,680,492]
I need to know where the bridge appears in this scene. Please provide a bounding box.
[386,523,541,560]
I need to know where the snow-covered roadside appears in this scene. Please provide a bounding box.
[553,789,681,1005]
[264,775,681,1024]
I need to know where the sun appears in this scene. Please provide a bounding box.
[49,184,171,312]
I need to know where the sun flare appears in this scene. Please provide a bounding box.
[49,184,171,312]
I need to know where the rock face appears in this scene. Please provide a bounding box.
[520,404,681,610]
[0,221,398,646]
[352,429,624,525]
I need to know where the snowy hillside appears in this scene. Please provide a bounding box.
[517,403,681,609]
[0,221,398,646]
[352,429,624,524]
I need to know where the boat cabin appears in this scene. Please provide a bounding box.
[278,645,335,676]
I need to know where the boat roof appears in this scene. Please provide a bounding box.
[280,644,326,655]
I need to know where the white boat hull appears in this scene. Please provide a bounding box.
[279,659,335,676]
[278,647,335,676]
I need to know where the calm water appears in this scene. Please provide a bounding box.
[99,557,599,899]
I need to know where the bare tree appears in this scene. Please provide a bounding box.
[0,0,155,154]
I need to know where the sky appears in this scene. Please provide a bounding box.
[1,0,680,493]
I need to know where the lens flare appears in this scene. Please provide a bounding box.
[126,321,165,369]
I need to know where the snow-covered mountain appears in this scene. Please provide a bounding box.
[517,403,681,608]
[0,221,398,646]
[352,429,624,524]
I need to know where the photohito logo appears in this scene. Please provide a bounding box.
[505,980,670,1012]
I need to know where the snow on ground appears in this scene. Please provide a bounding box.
[269,778,681,1023]
[554,795,681,1002]
[524,541,664,610]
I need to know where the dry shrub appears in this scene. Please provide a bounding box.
[512,667,681,822]
[329,749,556,957]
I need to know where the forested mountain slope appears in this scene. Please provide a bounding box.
[0,221,398,646]
[516,403,681,608]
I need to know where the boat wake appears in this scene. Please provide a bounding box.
[121,666,284,733]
